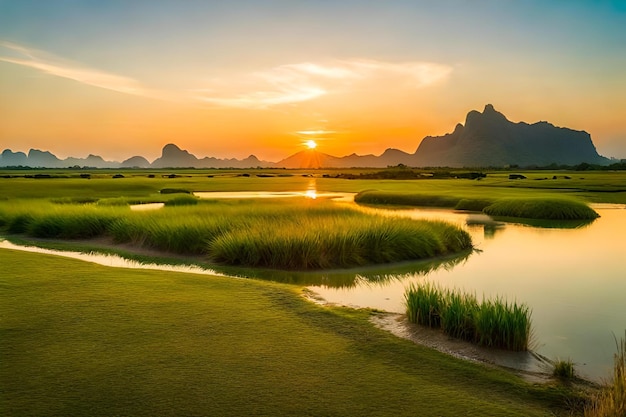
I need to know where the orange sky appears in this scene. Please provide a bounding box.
[1,2,625,162]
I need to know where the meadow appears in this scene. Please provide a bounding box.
[0,249,582,416]
[2,168,626,415]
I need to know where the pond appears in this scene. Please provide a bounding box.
[309,203,626,381]
[192,189,626,381]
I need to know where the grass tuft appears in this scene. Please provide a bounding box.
[553,358,575,379]
[405,282,532,351]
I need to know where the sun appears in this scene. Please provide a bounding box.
[305,140,317,149]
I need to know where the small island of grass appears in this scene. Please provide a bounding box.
[0,199,472,270]
[483,197,599,220]
[355,191,599,221]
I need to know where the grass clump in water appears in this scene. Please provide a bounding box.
[405,281,532,351]
[483,198,599,220]
[0,199,471,270]
[552,358,575,379]
[585,331,626,417]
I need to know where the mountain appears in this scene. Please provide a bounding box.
[151,143,275,168]
[275,149,338,169]
[27,149,63,168]
[0,106,610,168]
[1,149,28,166]
[413,104,608,167]
[64,154,119,168]
[121,156,151,168]
[151,143,200,168]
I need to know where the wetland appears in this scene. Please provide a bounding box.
[2,168,626,415]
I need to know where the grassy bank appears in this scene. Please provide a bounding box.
[405,281,532,351]
[2,169,626,204]
[0,249,580,416]
[483,198,600,220]
[585,332,626,416]
[356,191,600,221]
[0,199,472,270]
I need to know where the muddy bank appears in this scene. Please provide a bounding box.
[370,312,556,383]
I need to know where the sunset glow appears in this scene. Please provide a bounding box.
[0,2,625,161]
[306,140,317,150]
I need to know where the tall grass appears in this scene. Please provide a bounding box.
[0,199,472,270]
[355,191,461,208]
[355,191,599,221]
[405,281,532,351]
[585,331,626,417]
[483,198,599,220]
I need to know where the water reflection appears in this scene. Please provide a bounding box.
[310,206,626,381]
[130,202,165,211]
[222,250,473,288]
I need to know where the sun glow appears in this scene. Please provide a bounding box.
[305,140,317,149]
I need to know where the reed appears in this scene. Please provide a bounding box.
[473,297,531,351]
[404,281,443,328]
[405,282,532,351]
[585,331,626,417]
[483,198,599,220]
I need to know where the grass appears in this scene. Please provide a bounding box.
[405,281,532,351]
[356,190,599,221]
[355,190,462,208]
[585,331,626,417]
[0,249,581,416]
[0,199,472,270]
[483,198,600,220]
[553,358,576,379]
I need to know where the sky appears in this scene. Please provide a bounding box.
[1,0,625,162]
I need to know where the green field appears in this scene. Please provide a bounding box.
[1,168,625,203]
[3,168,624,415]
[1,249,582,416]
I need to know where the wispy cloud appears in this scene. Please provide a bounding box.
[194,59,452,109]
[1,41,452,109]
[0,41,157,98]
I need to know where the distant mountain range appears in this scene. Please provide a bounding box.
[1,105,610,168]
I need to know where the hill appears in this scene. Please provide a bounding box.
[0,105,610,168]
[413,104,608,167]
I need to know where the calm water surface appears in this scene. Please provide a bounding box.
[310,204,626,381]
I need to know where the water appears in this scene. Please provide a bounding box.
[310,204,626,381]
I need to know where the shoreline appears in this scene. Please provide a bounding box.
[0,236,601,387]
